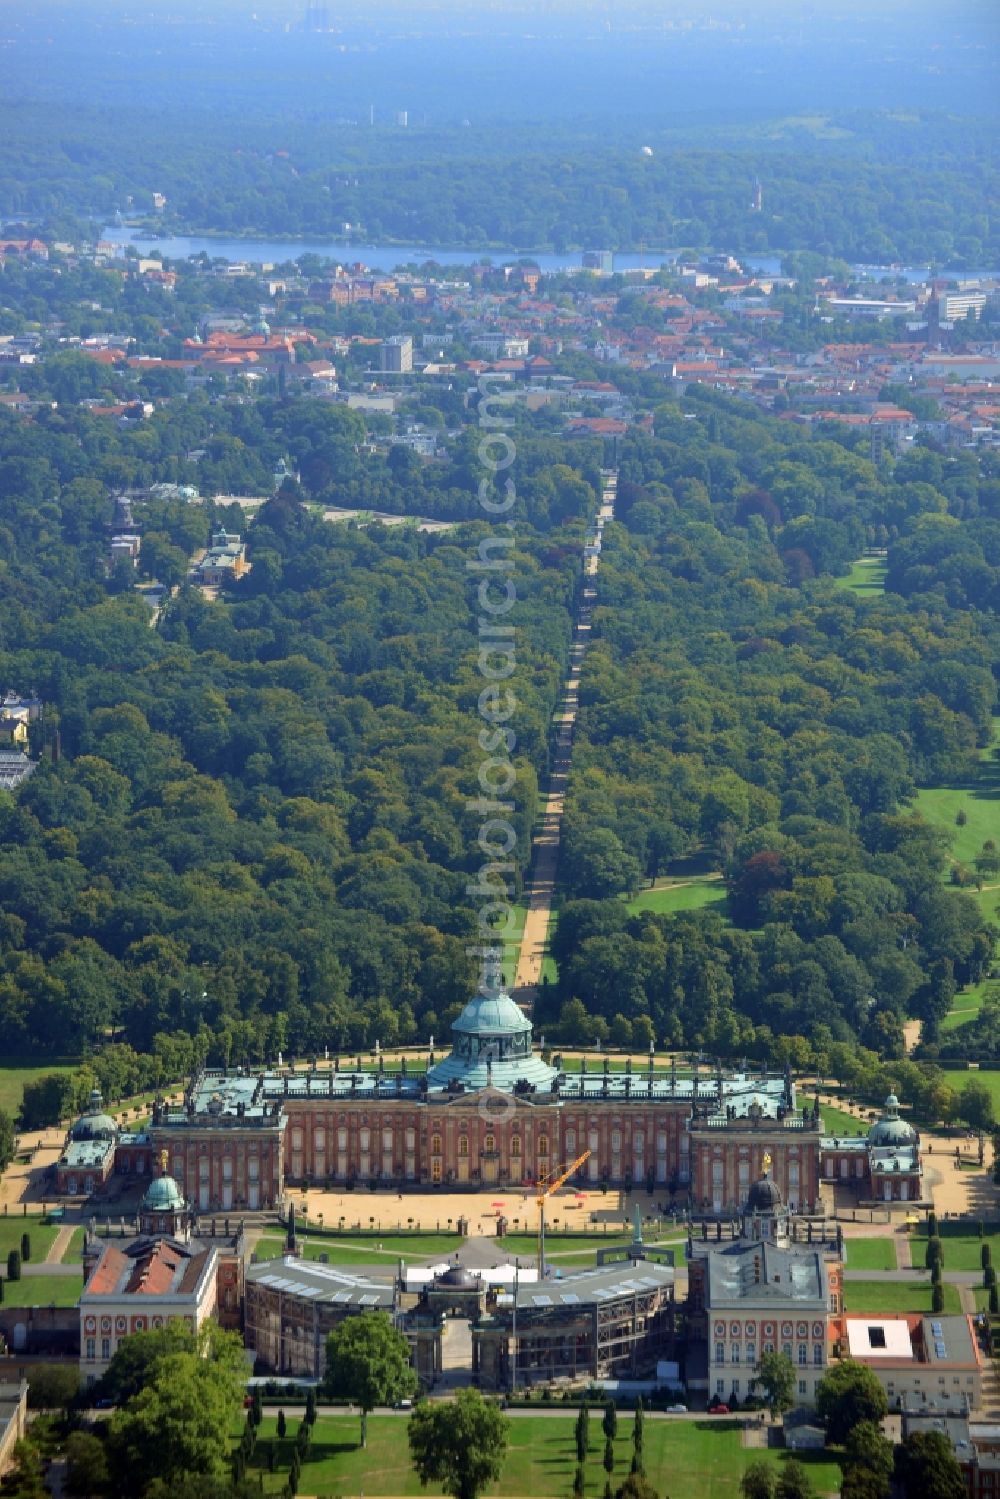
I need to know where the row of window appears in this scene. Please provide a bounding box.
[715,1379,813,1397]
[715,1342,823,1367]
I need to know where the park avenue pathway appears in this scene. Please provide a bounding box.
[512,470,616,1008]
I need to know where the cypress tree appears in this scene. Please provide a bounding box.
[576,1400,590,1462]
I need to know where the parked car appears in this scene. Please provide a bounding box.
[666,1403,688,1414]
[709,1402,730,1415]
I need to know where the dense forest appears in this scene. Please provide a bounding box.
[4,107,998,265]
[0,383,603,1066]
[0,361,997,1087]
[537,394,1000,1062]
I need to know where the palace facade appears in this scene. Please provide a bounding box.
[59,987,921,1217]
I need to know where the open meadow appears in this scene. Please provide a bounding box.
[246,1413,843,1498]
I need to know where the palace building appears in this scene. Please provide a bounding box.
[59,986,919,1219]
[686,1159,843,1409]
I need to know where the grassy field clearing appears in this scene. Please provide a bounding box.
[834,557,887,595]
[911,715,1000,1033]
[625,875,730,920]
[941,1070,1000,1113]
[246,1414,843,1498]
[0,1064,77,1120]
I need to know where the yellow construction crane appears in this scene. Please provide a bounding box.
[536,1150,591,1278]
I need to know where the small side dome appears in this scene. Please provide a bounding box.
[746,1173,784,1214]
[868,1092,916,1148]
[71,1089,117,1142]
[141,1174,185,1213]
[436,1263,478,1290]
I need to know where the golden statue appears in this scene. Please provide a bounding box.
[159,1148,169,1176]
[762,1151,772,1175]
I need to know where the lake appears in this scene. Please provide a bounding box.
[99,227,997,285]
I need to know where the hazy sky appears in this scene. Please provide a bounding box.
[1,0,996,120]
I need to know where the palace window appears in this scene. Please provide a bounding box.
[814,1344,823,1365]
[715,1342,725,1363]
[431,1134,442,1156]
[731,1344,740,1365]
[511,1136,521,1157]
[798,1345,807,1366]
[458,1136,469,1158]
[538,1135,549,1158]
[86,1338,95,1362]
[484,1133,495,1153]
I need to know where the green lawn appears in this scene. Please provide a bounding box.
[625,875,729,921]
[253,1233,463,1266]
[910,1229,1000,1272]
[0,1216,61,1262]
[914,785,1000,871]
[496,1229,684,1256]
[835,556,887,595]
[910,718,1000,1029]
[820,1104,867,1137]
[940,1070,1000,1115]
[0,1064,77,1120]
[843,1279,961,1315]
[844,1237,898,1271]
[941,982,991,1034]
[0,1273,83,1307]
[60,1226,85,1264]
[246,1414,844,1498]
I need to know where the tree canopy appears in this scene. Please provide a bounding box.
[407,1389,509,1499]
[322,1313,418,1448]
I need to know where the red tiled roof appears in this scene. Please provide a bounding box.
[86,1245,129,1295]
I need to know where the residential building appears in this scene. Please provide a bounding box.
[380,335,413,373]
[582,251,614,275]
[820,1093,924,1205]
[838,1313,984,1412]
[686,1163,842,1408]
[244,1255,397,1378]
[78,1168,242,1383]
[0,1383,28,1478]
[192,529,251,588]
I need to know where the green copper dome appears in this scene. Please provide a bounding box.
[868,1093,916,1148]
[427,987,557,1092]
[71,1089,117,1143]
[452,991,532,1038]
[141,1174,186,1213]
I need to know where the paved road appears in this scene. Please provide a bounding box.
[513,471,616,1004]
